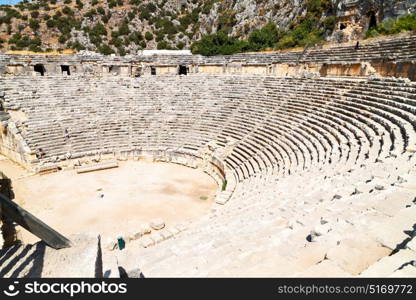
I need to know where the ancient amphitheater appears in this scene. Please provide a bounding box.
[0,35,415,278]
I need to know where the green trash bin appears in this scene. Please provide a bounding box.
[117,237,125,250]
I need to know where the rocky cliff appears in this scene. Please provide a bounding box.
[0,0,415,54]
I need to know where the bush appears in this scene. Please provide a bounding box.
[84,9,97,19]
[128,31,143,44]
[97,7,106,15]
[29,18,40,30]
[98,44,114,55]
[157,40,170,49]
[76,0,83,10]
[108,0,118,8]
[62,6,73,16]
[30,11,39,18]
[69,40,86,51]
[118,20,131,36]
[365,13,416,38]
[276,35,296,49]
[323,16,337,32]
[247,22,282,51]
[145,31,153,40]
[191,31,250,56]
[58,35,68,44]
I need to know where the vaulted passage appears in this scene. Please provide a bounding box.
[34,64,45,76]
[179,65,188,75]
[61,65,70,75]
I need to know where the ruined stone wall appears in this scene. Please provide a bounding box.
[0,94,32,169]
[0,34,414,80]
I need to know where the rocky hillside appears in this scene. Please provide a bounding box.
[0,0,415,54]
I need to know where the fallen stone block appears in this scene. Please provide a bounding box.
[150,218,165,230]
[140,236,155,248]
[19,233,101,278]
[76,160,118,174]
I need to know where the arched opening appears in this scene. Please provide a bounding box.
[340,23,347,30]
[368,11,377,29]
[179,65,188,75]
[61,65,71,75]
[34,64,45,76]
[133,67,142,77]
[150,66,157,75]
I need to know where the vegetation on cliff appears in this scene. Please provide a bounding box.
[365,13,416,38]
[0,0,414,55]
[191,0,337,55]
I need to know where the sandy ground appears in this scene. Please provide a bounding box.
[0,159,218,244]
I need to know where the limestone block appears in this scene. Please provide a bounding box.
[406,238,416,252]
[139,223,152,235]
[360,249,416,277]
[35,233,99,278]
[152,232,164,243]
[370,206,416,250]
[296,259,352,277]
[102,253,120,278]
[388,265,416,277]
[140,236,155,248]
[326,237,391,275]
[150,218,165,230]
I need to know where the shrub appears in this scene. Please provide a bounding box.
[323,16,337,32]
[145,31,153,40]
[128,31,143,44]
[365,13,416,38]
[176,41,185,49]
[97,7,106,15]
[191,31,250,56]
[69,40,86,51]
[108,0,118,8]
[98,44,114,55]
[84,9,97,19]
[157,40,170,49]
[62,6,73,16]
[29,18,40,30]
[58,35,68,44]
[76,0,83,10]
[247,22,282,51]
[30,11,39,18]
[118,20,131,36]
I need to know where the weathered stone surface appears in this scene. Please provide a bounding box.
[150,218,165,230]
[326,236,391,275]
[297,260,352,277]
[360,249,416,277]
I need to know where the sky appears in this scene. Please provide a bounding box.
[0,0,22,5]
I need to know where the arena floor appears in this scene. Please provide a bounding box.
[0,157,217,244]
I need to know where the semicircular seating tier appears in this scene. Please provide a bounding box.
[1,73,416,277]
